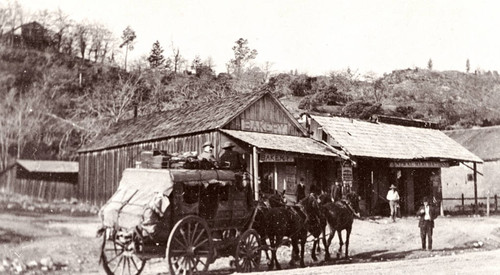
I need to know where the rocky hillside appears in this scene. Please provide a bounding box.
[1,46,500,165]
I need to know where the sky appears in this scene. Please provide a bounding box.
[15,0,500,76]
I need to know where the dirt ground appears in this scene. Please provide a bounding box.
[1,210,500,274]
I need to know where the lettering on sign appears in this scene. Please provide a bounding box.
[261,153,295,163]
[241,119,289,135]
[389,161,450,168]
[341,164,353,183]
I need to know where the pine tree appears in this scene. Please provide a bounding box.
[466,59,470,73]
[427,58,433,70]
[147,40,165,69]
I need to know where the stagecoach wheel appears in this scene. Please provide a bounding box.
[100,229,146,275]
[234,229,262,273]
[166,215,214,275]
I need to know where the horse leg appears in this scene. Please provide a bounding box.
[316,236,322,253]
[261,238,272,266]
[274,236,283,270]
[327,227,335,259]
[337,230,344,259]
[289,237,298,267]
[299,235,306,267]
[311,239,318,261]
[322,228,330,261]
[268,237,276,270]
[345,227,352,258]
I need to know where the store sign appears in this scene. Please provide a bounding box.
[342,163,353,183]
[389,161,450,168]
[261,153,295,163]
[241,119,289,135]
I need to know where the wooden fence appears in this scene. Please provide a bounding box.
[442,194,499,215]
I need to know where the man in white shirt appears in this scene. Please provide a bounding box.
[417,196,439,250]
[386,184,400,222]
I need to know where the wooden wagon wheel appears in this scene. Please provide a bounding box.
[234,229,262,273]
[100,229,146,275]
[166,215,214,275]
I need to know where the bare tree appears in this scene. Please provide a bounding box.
[84,73,143,124]
[0,88,46,170]
[87,22,112,62]
[74,21,90,59]
[52,8,72,53]
[170,42,185,74]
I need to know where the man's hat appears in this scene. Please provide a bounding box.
[389,184,397,189]
[202,141,214,148]
[222,141,235,149]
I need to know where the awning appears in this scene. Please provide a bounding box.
[220,129,348,160]
[16,160,79,173]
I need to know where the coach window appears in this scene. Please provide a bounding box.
[183,183,200,204]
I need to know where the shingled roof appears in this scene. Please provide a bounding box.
[17,160,79,173]
[221,129,348,159]
[79,91,304,152]
[311,115,482,163]
[444,126,500,162]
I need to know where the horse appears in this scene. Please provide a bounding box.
[297,194,328,262]
[320,192,360,259]
[253,191,308,270]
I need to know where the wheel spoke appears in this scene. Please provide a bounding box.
[193,238,208,249]
[192,228,206,247]
[190,223,200,244]
[106,250,125,264]
[180,228,190,246]
[126,257,132,275]
[174,236,188,250]
[120,256,126,275]
[112,255,124,273]
[130,256,139,273]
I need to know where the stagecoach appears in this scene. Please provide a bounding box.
[97,168,262,275]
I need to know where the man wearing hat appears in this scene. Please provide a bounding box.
[219,141,245,171]
[386,184,400,222]
[198,141,216,162]
[417,196,439,250]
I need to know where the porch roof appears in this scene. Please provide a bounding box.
[220,129,348,159]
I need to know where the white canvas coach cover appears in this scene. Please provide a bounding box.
[99,168,235,230]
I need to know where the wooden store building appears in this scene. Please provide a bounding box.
[78,91,347,205]
[303,114,482,216]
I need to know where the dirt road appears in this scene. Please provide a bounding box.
[1,211,500,274]
[244,249,500,275]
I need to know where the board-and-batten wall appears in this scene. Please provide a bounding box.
[224,94,304,137]
[79,131,220,205]
[79,94,305,205]
[0,167,77,201]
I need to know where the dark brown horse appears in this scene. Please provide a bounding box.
[298,194,328,261]
[319,192,360,259]
[253,191,308,270]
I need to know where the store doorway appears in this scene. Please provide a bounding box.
[413,169,433,208]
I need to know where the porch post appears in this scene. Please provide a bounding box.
[253,146,259,201]
[473,162,478,214]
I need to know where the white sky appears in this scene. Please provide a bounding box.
[16,0,500,76]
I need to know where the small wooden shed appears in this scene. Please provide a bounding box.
[0,159,79,201]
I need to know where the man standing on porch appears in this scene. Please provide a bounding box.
[386,184,400,222]
[296,177,306,202]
